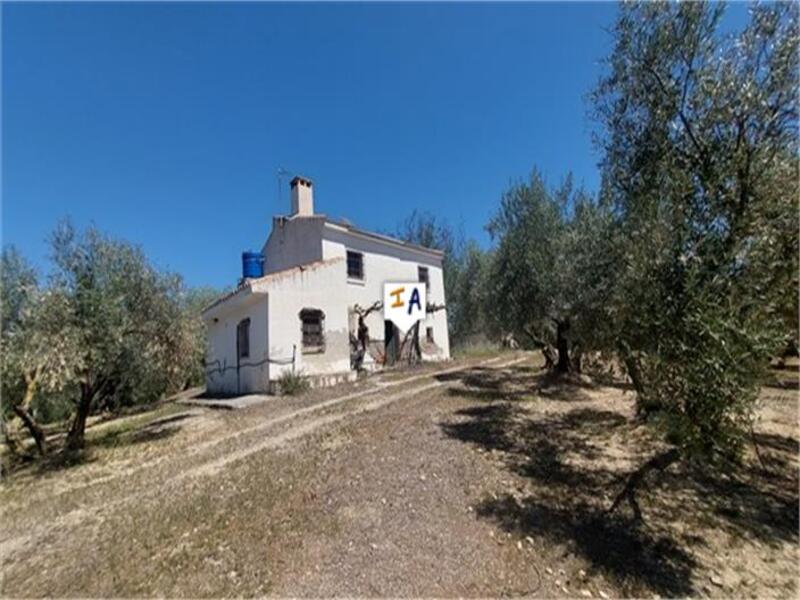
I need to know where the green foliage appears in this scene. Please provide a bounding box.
[1,222,215,451]
[448,241,492,345]
[395,211,491,347]
[1,246,38,332]
[48,221,197,413]
[485,170,613,369]
[276,369,310,396]
[1,249,83,428]
[182,286,224,388]
[593,1,798,460]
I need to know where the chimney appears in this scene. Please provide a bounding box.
[290,176,314,216]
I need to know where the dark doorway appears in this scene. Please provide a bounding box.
[384,320,400,365]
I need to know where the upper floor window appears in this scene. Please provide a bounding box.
[237,318,250,359]
[347,250,364,280]
[300,308,325,353]
[418,266,430,291]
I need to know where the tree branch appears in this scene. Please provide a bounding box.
[644,64,707,162]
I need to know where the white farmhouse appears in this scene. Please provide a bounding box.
[202,176,450,395]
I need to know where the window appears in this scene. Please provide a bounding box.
[237,318,250,359]
[418,266,430,291]
[347,250,364,280]
[300,308,325,353]
[426,326,434,343]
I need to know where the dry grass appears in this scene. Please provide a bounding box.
[0,353,796,598]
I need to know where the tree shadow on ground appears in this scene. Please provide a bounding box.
[439,366,799,597]
[92,424,182,449]
[476,494,695,597]
[91,412,194,449]
[442,403,694,596]
[436,364,596,403]
[3,412,194,480]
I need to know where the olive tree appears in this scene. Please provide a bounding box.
[1,249,81,455]
[486,171,612,372]
[45,222,199,450]
[448,241,492,346]
[2,229,212,455]
[591,1,798,510]
[182,286,224,388]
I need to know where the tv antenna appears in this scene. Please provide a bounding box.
[276,167,292,206]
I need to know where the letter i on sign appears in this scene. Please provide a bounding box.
[383,282,426,333]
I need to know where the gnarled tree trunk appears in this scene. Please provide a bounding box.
[622,353,645,397]
[555,319,571,373]
[14,373,47,456]
[13,406,46,456]
[65,383,94,452]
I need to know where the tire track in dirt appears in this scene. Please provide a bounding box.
[0,356,529,561]
[3,355,516,513]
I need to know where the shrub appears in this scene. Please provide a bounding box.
[276,370,310,396]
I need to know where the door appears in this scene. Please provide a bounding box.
[384,320,400,365]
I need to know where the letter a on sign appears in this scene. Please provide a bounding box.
[383,282,426,333]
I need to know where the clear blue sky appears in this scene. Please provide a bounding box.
[2,2,749,289]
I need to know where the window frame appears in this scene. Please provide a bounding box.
[426,326,435,343]
[418,266,430,292]
[346,250,364,281]
[299,308,326,354]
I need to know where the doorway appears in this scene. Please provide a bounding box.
[384,320,400,365]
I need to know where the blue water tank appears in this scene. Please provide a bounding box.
[242,251,264,279]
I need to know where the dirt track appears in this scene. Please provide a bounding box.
[1,352,797,598]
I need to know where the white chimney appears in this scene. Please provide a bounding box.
[290,176,314,216]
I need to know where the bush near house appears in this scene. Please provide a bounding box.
[275,370,311,396]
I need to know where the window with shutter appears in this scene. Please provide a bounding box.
[299,308,325,353]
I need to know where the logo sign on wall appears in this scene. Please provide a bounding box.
[383,282,427,333]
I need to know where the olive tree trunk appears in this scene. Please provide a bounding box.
[65,383,94,452]
[555,319,571,373]
[14,374,47,455]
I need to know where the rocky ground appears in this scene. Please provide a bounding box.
[1,352,797,598]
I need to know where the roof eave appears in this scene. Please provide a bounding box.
[323,219,445,259]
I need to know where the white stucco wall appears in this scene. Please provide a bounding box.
[258,258,351,381]
[261,216,325,274]
[321,222,451,360]
[204,291,269,395]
